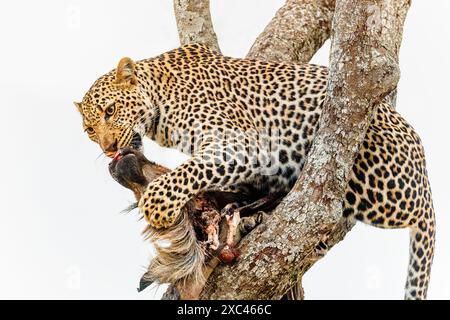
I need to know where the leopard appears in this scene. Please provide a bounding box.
[75,43,435,300]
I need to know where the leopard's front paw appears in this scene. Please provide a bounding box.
[139,184,188,229]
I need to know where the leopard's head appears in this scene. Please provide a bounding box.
[74,57,159,158]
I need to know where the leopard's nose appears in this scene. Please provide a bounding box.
[104,139,118,158]
[105,139,118,153]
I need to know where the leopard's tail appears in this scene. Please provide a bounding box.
[404,200,436,300]
[141,210,206,292]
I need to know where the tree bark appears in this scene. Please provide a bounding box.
[247,0,335,64]
[173,0,221,53]
[199,0,409,299]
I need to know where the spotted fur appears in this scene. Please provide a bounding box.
[76,44,435,299]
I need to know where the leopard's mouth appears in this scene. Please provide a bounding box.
[113,151,123,162]
[105,151,116,158]
[110,147,138,167]
[106,132,143,158]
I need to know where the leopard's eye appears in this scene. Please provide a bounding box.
[85,127,95,134]
[105,103,116,116]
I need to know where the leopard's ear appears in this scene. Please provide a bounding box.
[115,57,137,86]
[73,101,83,113]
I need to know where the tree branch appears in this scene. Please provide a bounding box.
[247,0,335,64]
[200,0,409,299]
[173,0,221,53]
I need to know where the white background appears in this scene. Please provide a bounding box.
[0,0,449,299]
